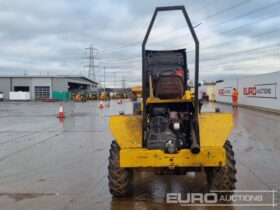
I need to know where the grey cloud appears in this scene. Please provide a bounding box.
[0,0,279,87]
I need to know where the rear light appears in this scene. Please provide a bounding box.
[176,69,183,77]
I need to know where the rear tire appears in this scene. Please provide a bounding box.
[205,140,237,197]
[108,140,133,197]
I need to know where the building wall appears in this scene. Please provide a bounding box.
[52,78,91,92]
[0,76,96,100]
[0,78,11,99]
[12,78,32,91]
[52,78,70,92]
[199,84,216,101]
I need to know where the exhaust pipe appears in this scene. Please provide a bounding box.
[190,120,200,154]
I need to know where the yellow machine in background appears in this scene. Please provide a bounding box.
[111,92,122,99]
[73,92,87,102]
[131,86,142,98]
[87,92,98,100]
[107,6,236,198]
[98,92,109,101]
[124,93,132,99]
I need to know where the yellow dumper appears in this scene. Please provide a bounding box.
[108,6,236,198]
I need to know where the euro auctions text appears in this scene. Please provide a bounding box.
[166,190,278,207]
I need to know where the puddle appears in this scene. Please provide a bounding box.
[0,192,55,202]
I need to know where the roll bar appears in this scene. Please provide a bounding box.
[142,6,200,143]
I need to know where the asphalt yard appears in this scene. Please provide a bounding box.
[0,100,279,210]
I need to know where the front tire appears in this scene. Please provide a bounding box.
[205,140,237,197]
[108,140,133,197]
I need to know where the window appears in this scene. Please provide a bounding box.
[14,86,30,92]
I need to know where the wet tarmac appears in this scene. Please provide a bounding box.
[0,100,279,210]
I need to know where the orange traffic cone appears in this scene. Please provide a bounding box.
[58,104,65,119]
[99,100,104,108]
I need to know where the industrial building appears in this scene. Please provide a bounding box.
[0,75,98,100]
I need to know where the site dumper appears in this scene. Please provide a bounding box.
[108,6,236,197]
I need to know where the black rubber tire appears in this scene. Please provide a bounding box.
[108,140,133,197]
[205,140,237,197]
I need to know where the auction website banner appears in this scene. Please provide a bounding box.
[215,72,280,111]
[238,72,279,111]
[216,80,238,103]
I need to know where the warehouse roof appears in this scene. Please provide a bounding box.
[0,75,98,84]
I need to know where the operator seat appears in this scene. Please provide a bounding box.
[154,75,184,99]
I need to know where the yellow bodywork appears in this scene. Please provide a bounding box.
[146,90,194,103]
[110,113,233,168]
[120,148,225,167]
[110,115,142,148]
[199,113,233,147]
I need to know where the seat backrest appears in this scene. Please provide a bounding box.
[154,76,184,99]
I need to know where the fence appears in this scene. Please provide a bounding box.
[9,92,31,100]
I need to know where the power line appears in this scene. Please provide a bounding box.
[102,21,280,63]
[75,2,280,85]
[98,1,280,56]
[101,44,280,74]
[195,0,250,23]
[99,28,280,66]
[98,1,220,54]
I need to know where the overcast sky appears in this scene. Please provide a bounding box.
[0,0,279,87]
